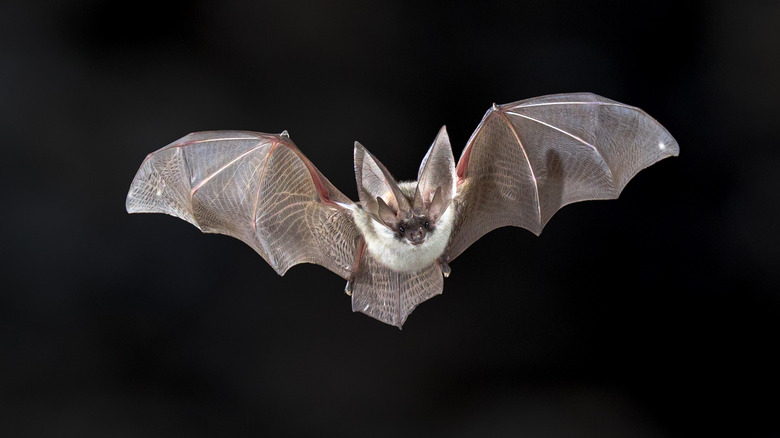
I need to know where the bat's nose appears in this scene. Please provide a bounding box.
[408,228,425,245]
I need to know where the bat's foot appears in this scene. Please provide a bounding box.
[438,259,451,278]
[344,280,353,296]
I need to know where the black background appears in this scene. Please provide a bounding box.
[2,1,778,436]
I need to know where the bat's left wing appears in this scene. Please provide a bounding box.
[444,93,679,262]
[126,131,360,279]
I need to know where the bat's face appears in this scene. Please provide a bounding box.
[396,215,430,245]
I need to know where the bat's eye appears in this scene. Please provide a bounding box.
[398,225,405,233]
[424,221,429,229]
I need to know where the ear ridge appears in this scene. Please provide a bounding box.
[354,141,410,216]
[417,126,456,209]
[412,186,425,213]
[377,197,398,228]
[427,186,451,221]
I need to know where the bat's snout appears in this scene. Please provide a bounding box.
[407,227,426,245]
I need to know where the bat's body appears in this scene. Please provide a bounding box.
[127,93,678,328]
[350,181,456,273]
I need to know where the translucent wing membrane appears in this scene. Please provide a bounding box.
[351,256,443,328]
[126,131,360,278]
[446,93,679,262]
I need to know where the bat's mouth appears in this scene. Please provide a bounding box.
[409,239,425,246]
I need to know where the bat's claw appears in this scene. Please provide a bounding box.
[344,280,353,296]
[438,259,451,278]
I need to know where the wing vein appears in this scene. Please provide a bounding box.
[496,111,542,229]
[251,140,279,232]
[505,111,615,184]
[396,271,401,327]
[510,101,635,110]
[505,111,598,152]
[250,141,281,268]
[189,142,267,196]
[176,145,199,228]
[178,136,266,147]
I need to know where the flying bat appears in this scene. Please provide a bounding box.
[126,93,678,328]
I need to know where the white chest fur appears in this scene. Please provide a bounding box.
[351,195,455,273]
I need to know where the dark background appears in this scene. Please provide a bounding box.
[2,1,778,436]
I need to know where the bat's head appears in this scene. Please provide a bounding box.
[377,204,428,245]
[355,126,456,245]
[375,185,450,245]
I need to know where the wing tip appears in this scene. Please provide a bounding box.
[351,296,407,329]
[126,200,140,214]
[657,138,680,159]
[125,177,148,215]
[125,191,134,214]
[353,140,367,155]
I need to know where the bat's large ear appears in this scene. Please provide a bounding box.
[377,197,400,228]
[415,126,456,214]
[354,141,411,218]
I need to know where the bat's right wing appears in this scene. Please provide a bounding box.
[126,131,360,279]
[444,93,679,262]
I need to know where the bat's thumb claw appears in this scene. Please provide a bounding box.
[438,260,451,278]
[344,280,353,296]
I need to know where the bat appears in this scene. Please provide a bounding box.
[126,93,678,328]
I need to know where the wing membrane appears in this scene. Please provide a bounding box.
[127,131,359,278]
[445,93,679,262]
[351,255,443,328]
